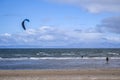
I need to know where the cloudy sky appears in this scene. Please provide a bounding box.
[0,0,120,48]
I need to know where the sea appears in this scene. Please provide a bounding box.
[0,48,120,70]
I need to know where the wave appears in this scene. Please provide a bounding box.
[108,52,120,55]
[61,52,75,56]
[0,57,120,60]
[0,57,29,60]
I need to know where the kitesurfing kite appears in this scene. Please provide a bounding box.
[21,19,30,30]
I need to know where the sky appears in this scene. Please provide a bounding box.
[0,0,120,48]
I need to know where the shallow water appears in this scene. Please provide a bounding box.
[0,58,120,70]
[0,48,120,70]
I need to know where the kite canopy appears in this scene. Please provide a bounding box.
[21,19,30,30]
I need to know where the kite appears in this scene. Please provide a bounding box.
[21,19,30,30]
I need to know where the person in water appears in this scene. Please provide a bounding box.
[106,57,109,64]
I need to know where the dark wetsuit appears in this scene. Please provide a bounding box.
[106,57,109,63]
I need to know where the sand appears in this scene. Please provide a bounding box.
[0,69,120,80]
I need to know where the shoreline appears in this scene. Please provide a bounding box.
[0,69,120,80]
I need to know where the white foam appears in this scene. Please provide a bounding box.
[0,57,120,60]
[36,52,51,56]
[108,52,119,55]
[61,52,75,56]
[0,57,29,60]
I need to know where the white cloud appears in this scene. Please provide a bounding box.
[38,26,55,33]
[1,33,11,37]
[25,29,36,35]
[104,34,120,43]
[45,0,120,13]
[39,35,55,41]
[106,37,120,43]
[0,26,120,47]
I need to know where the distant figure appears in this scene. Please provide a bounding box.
[106,57,109,64]
[81,56,83,58]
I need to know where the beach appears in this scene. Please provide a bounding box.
[0,48,120,80]
[0,69,120,80]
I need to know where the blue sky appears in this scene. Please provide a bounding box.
[0,0,120,48]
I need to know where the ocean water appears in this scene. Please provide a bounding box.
[0,48,120,70]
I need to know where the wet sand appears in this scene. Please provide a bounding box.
[0,69,120,80]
